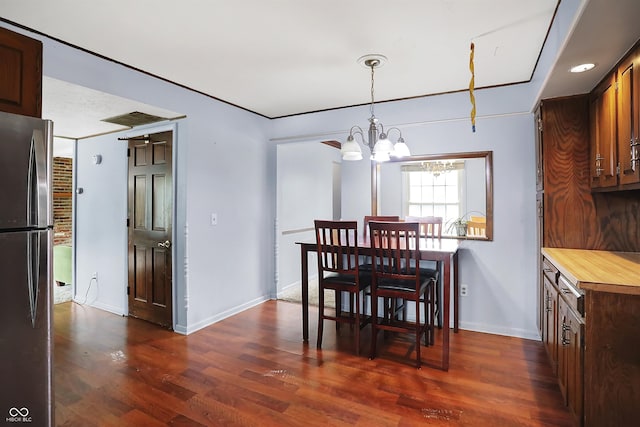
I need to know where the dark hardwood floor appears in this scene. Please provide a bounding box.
[54,301,574,426]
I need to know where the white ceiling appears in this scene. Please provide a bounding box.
[2,0,640,143]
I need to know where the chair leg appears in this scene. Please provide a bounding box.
[349,292,355,330]
[354,290,360,356]
[370,291,378,360]
[435,272,442,328]
[335,290,341,331]
[382,297,388,323]
[415,298,421,369]
[429,283,435,345]
[422,288,431,346]
[317,284,324,350]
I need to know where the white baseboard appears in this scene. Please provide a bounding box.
[78,299,125,317]
[457,320,541,341]
[183,295,270,335]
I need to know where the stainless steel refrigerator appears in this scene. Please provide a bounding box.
[0,110,54,426]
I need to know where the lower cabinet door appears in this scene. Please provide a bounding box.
[558,296,584,426]
[543,278,559,373]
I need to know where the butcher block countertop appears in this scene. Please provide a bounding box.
[541,247,640,296]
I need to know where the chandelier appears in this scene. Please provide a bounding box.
[421,160,456,177]
[341,54,411,162]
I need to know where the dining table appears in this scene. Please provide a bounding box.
[296,236,460,371]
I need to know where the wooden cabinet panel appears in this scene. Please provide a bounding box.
[535,107,544,192]
[589,74,618,189]
[0,27,42,118]
[540,97,602,249]
[592,191,640,252]
[584,291,640,427]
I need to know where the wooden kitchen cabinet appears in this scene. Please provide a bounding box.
[541,253,584,426]
[0,26,42,118]
[589,73,617,189]
[616,46,640,186]
[541,248,640,427]
[589,42,640,191]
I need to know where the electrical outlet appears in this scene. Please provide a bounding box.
[460,284,468,297]
[91,272,98,280]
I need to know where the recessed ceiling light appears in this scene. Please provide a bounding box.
[569,63,595,73]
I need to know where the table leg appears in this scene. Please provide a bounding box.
[300,244,309,342]
[453,251,459,333]
[442,256,450,371]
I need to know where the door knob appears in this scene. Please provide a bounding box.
[157,240,171,249]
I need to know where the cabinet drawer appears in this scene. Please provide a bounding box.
[542,258,559,284]
[558,275,585,317]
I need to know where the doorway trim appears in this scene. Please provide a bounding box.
[122,121,178,330]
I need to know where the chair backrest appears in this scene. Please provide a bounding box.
[314,220,359,278]
[467,215,486,237]
[404,216,443,239]
[363,215,400,239]
[369,221,422,289]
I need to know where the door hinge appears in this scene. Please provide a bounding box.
[127,148,131,157]
[126,218,130,227]
[127,286,130,295]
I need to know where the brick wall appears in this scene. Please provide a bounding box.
[53,157,73,246]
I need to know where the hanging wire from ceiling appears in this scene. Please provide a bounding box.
[469,42,476,132]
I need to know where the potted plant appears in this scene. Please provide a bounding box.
[447,217,468,236]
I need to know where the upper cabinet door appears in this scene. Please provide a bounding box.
[589,73,618,189]
[0,27,42,118]
[617,48,640,186]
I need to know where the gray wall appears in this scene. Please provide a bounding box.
[0,0,582,338]
[276,142,340,296]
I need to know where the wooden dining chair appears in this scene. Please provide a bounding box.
[466,215,486,237]
[404,216,442,330]
[314,220,371,356]
[359,215,400,271]
[368,221,436,368]
[405,215,442,239]
[363,215,400,239]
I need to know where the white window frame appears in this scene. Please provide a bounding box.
[401,165,466,235]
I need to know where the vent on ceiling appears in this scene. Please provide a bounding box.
[101,111,168,127]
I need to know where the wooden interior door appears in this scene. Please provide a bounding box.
[127,131,173,328]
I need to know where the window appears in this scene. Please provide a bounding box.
[378,151,493,240]
[402,163,465,235]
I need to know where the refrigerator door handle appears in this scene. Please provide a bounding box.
[26,231,40,327]
[27,126,50,228]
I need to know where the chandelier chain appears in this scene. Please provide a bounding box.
[370,64,375,118]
